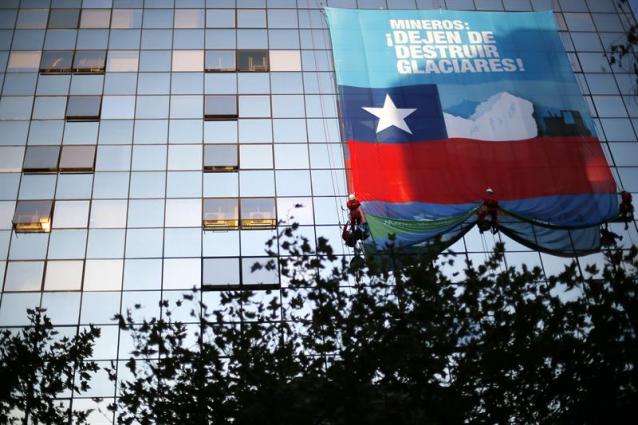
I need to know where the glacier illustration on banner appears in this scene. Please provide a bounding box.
[326,8,620,255]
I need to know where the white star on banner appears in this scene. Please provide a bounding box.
[362,94,417,135]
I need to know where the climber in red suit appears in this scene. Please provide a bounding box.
[477,187,499,234]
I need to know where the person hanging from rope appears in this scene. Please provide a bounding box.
[619,191,634,230]
[477,187,499,234]
[342,193,369,247]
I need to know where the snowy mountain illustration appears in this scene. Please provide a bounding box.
[443,92,538,141]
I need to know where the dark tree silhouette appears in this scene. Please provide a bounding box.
[111,225,638,424]
[0,308,101,425]
[609,0,638,89]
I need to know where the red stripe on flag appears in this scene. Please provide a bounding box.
[347,137,616,204]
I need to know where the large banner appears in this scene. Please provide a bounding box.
[326,8,618,255]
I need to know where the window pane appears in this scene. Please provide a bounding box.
[59,145,96,172]
[172,50,203,72]
[237,10,266,28]
[73,50,106,73]
[205,50,235,72]
[204,144,238,171]
[52,200,90,229]
[8,51,41,72]
[17,9,49,30]
[240,198,276,229]
[107,51,139,72]
[111,9,142,29]
[4,261,44,291]
[206,9,235,28]
[202,257,239,286]
[48,9,80,29]
[175,9,204,28]
[269,50,301,71]
[242,257,278,285]
[203,198,239,229]
[80,9,111,29]
[13,200,53,233]
[44,260,83,290]
[205,95,237,119]
[40,50,73,73]
[237,50,269,72]
[23,146,60,172]
[66,96,101,121]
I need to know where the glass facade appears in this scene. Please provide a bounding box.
[0,0,637,422]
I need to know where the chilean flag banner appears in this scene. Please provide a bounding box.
[326,8,618,255]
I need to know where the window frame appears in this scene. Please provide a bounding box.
[65,96,102,122]
[58,145,97,173]
[72,50,107,74]
[240,197,276,229]
[12,200,54,233]
[39,50,74,74]
[204,95,238,121]
[202,198,239,230]
[22,145,61,173]
[203,144,238,172]
[237,50,269,72]
[205,50,236,73]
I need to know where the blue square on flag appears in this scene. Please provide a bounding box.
[339,84,448,143]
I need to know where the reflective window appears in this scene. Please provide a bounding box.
[7,51,41,72]
[4,261,44,291]
[205,50,235,72]
[239,145,273,169]
[23,146,60,172]
[73,50,106,74]
[269,50,301,71]
[204,144,238,172]
[13,200,53,233]
[127,199,165,228]
[90,200,127,229]
[237,50,269,72]
[165,199,201,227]
[172,50,203,72]
[80,9,111,29]
[205,9,235,28]
[59,145,96,173]
[40,50,73,73]
[240,198,276,229]
[44,260,83,290]
[52,200,90,229]
[66,96,102,121]
[111,9,142,29]
[202,257,239,286]
[205,95,238,119]
[83,259,123,291]
[107,51,139,72]
[237,9,266,28]
[163,258,201,289]
[242,257,278,285]
[17,9,49,29]
[203,198,239,229]
[175,9,205,28]
[48,9,80,29]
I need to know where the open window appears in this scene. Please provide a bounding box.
[203,198,239,230]
[22,146,60,173]
[237,50,269,72]
[66,96,102,121]
[59,145,96,173]
[205,50,236,72]
[40,51,74,74]
[205,95,238,120]
[73,50,106,74]
[240,198,276,229]
[204,144,238,172]
[13,200,54,233]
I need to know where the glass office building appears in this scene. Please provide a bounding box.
[0,0,636,421]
